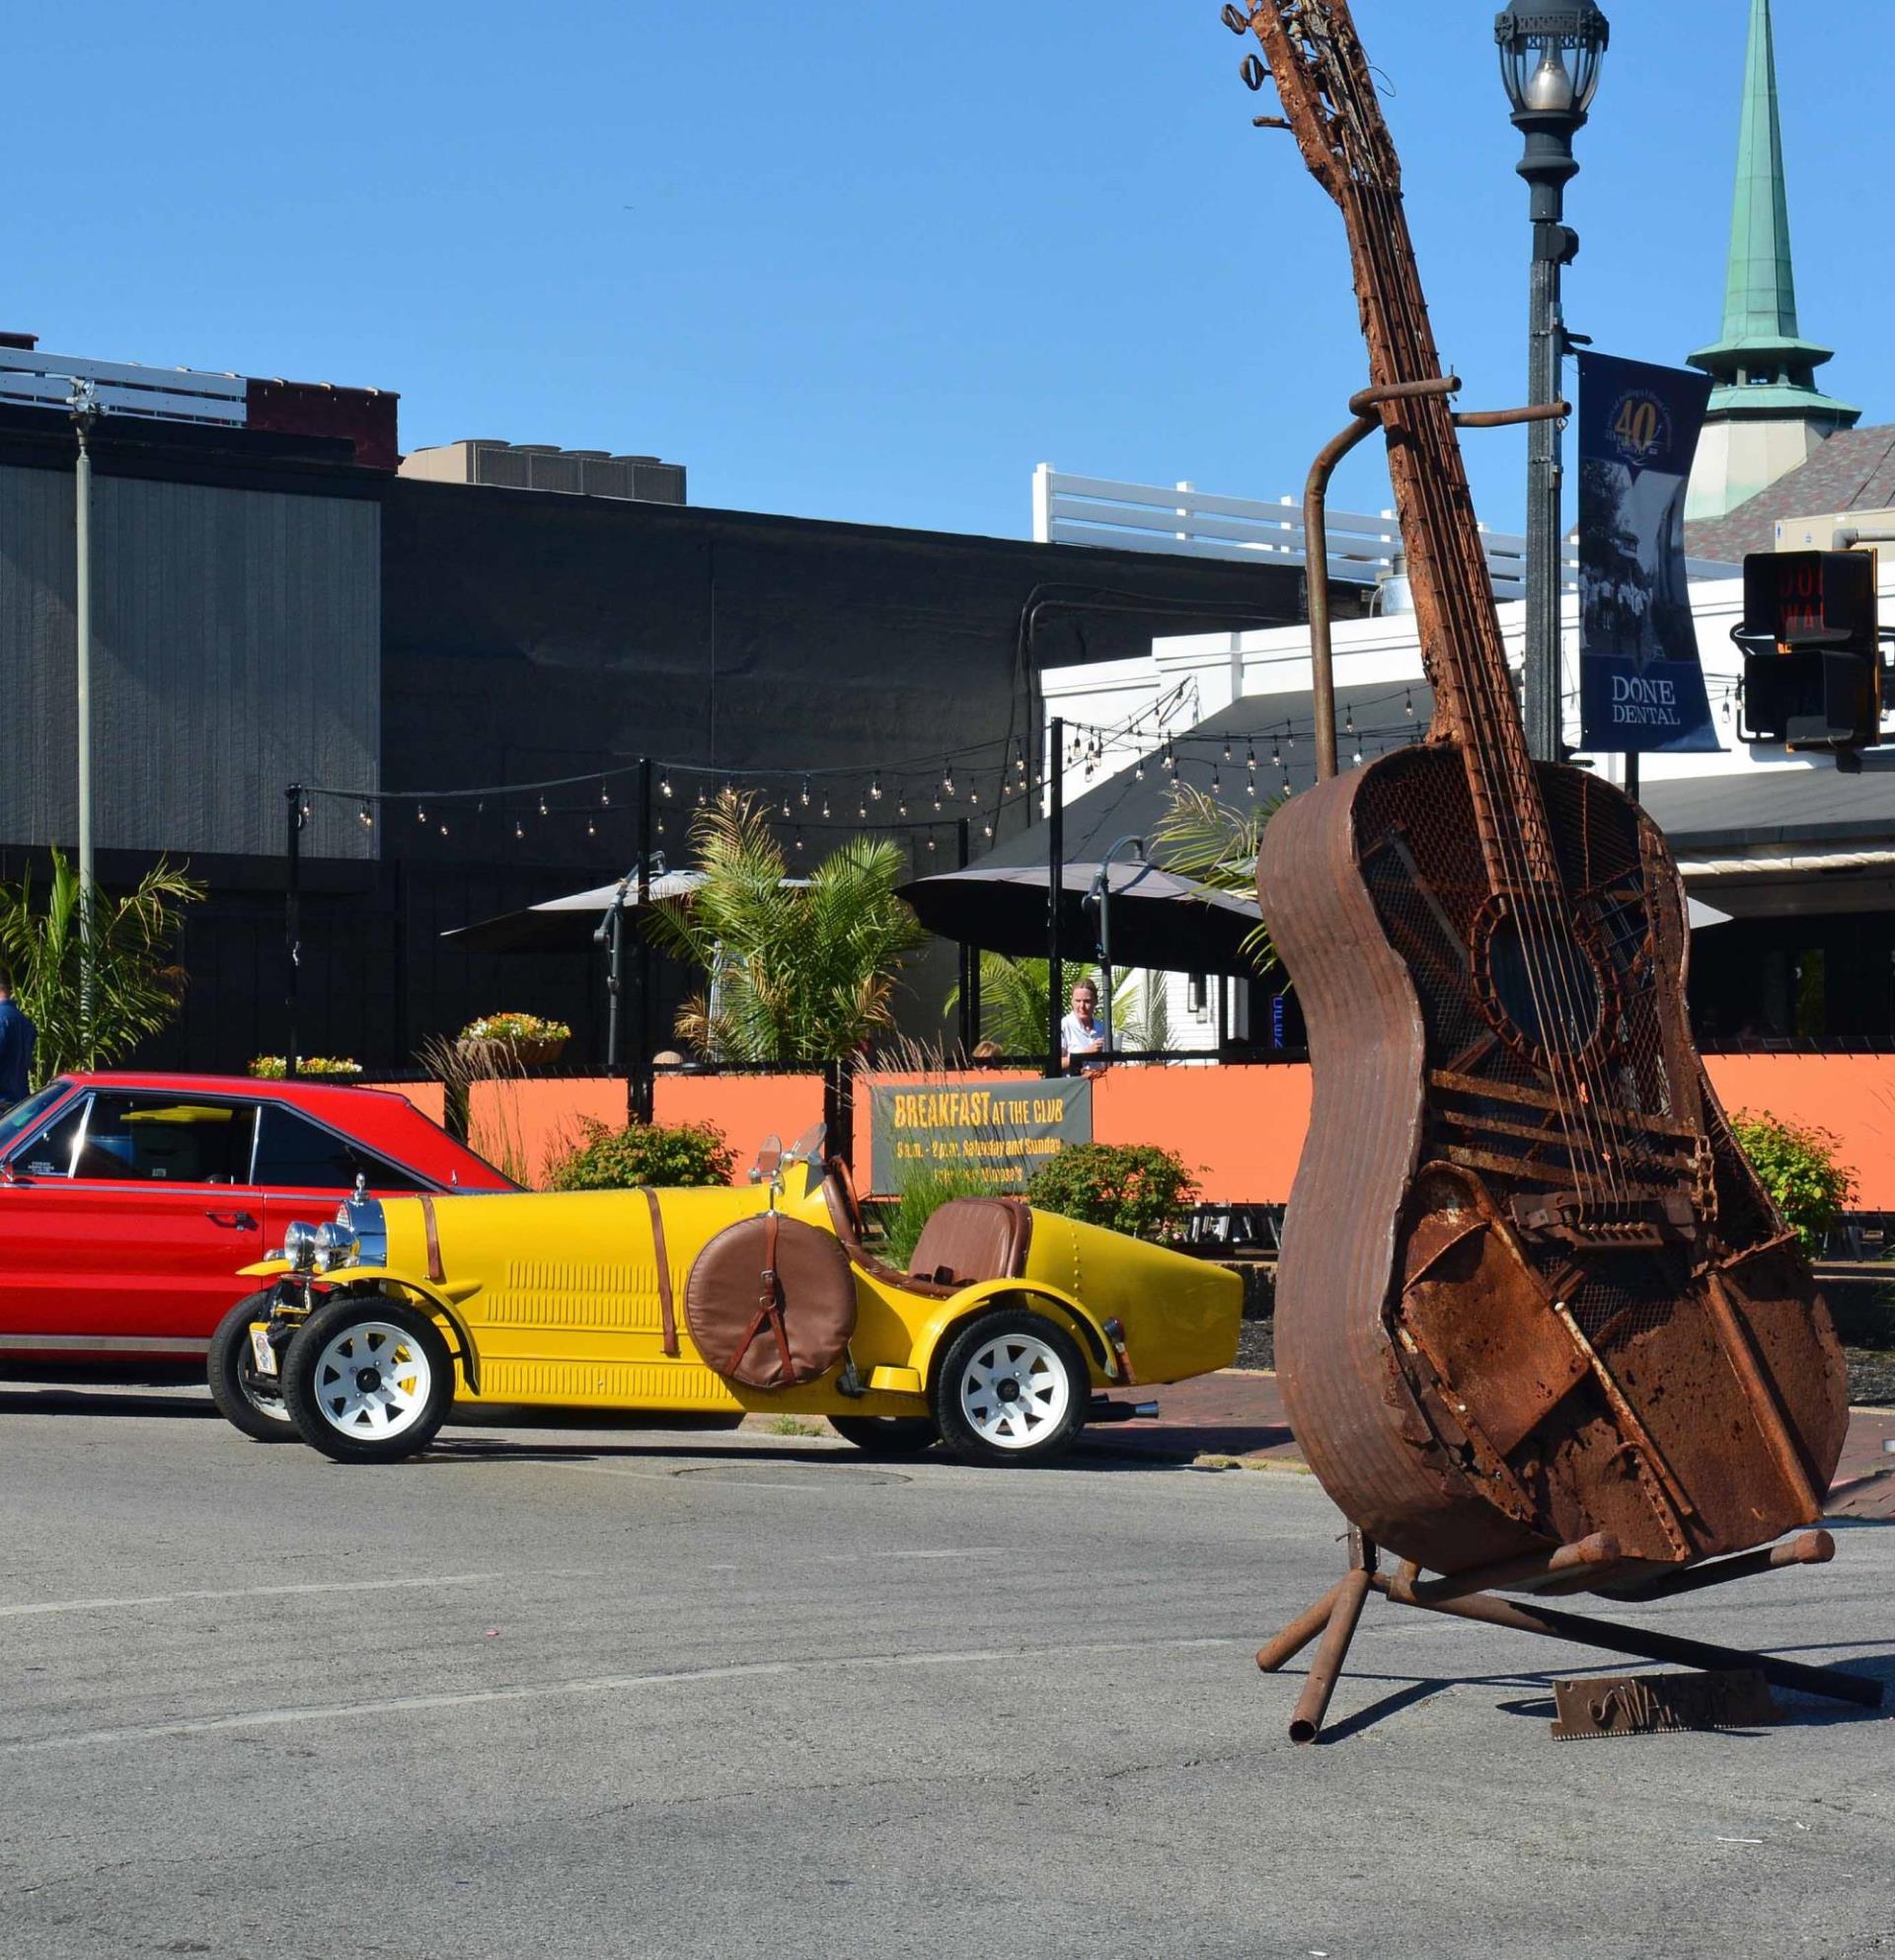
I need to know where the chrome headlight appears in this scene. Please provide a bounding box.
[336,1193,388,1268]
[282,1221,320,1272]
[312,1221,358,1274]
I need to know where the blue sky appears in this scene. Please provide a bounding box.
[15,2,1883,541]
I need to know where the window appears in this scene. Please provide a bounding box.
[252,1104,427,1193]
[68,1093,259,1184]
[13,1096,90,1178]
[0,1082,75,1155]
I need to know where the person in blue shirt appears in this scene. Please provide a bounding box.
[0,967,37,1111]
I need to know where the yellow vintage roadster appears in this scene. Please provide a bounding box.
[215,1127,1241,1468]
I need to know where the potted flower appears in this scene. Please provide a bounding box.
[458,1012,571,1068]
[249,1056,364,1080]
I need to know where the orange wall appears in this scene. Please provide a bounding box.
[378,1057,1895,1209]
[1705,1054,1895,1209]
[653,1074,826,1176]
[1094,1064,1313,1206]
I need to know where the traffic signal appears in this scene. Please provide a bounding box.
[1735,550,1881,752]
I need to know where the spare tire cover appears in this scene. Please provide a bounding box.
[684,1213,858,1389]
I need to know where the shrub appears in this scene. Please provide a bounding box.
[544,1117,736,1192]
[250,1055,362,1079]
[1025,1142,1200,1243]
[1729,1112,1857,1256]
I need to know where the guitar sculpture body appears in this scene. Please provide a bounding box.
[1245,0,1849,1585]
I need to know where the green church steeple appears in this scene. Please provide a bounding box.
[1688,0,1857,427]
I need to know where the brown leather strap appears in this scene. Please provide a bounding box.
[728,1210,796,1385]
[417,1194,445,1284]
[641,1186,680,1358]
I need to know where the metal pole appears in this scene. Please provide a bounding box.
[1518,127,1578,765]
[636,756,654,1124]
[1306,381,1460,784]
[284,784,304,1080]
[1046,717,1064,1078]
[73,409,95,901]
[70,384,99,1059]
[955,817,972,1058]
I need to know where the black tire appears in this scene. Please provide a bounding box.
[931,1308,1089,1469]
[283,1295,454,1465]
[206,1293,299,1442]
[829,1414,939,1457]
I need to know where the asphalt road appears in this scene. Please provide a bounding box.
[3,1379,1892,1960]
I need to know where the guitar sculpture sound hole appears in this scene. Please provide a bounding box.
[1477,909,1604,1062]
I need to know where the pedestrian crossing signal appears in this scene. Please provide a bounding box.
[1735,550,1881,752]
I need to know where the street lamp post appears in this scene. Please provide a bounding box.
[1495,4,1609,765]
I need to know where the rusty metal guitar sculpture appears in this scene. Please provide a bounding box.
[1241,0,1850,1594]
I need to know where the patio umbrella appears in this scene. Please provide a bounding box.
[440,870,707,953]
[896,861,1264,976]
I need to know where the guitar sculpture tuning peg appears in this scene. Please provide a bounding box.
[1240,52,1268,90]
[1220,2,1252,34]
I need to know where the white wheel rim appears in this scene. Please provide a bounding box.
[311,1320,432,1440]
[247,1381,294,1424]
[957,1331,1070,1451]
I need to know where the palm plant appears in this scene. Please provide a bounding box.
[1148,781,1278,975]
[946,955,1136,1058]
[645,792,929,1064]
[0,849,205,1085]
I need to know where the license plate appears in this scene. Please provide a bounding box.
[248,1326,278,1376]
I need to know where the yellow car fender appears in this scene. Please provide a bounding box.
[906,1278,1117,1392]
[239,1262,486,1395]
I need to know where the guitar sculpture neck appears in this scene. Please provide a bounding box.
[1244,0,1557,897]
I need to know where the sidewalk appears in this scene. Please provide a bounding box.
[1082,1368,1895,1522]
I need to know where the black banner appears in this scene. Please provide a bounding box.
[1577,352,1720,753]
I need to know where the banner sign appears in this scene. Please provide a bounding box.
[1577,352,1720,753]
[869,1079,1092,1196]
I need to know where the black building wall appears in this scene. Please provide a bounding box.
[3,415,1332,1072]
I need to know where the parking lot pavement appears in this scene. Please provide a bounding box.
[3,1378,1893,1960]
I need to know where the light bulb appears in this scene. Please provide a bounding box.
[1524,42,1575,113]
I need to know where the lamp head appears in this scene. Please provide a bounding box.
[1495,4,1609,122]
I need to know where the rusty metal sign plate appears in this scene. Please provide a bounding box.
[1551,1668,1779,1740]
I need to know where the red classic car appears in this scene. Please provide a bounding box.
[0,1073,513,1370]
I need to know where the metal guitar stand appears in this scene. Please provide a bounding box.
[1256,1523,1882,1745]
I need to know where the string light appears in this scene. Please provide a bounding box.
[1211,762,1222,793]
[1014,740,1026,778]
[417,806,427,825]
[695,786,707,807]
[1134,758,1145,782]
[1404,690,1416,717]
[871,773,883,802]
[1246,740,1256,776]
[1270,741,1281,769]
[926,834,938,853]
[513,818,525,839]
[538,796,549,818]
[659,772,673,798]
[586,817,597,837]
[793,829,804,853]
[942,758,955,797]
[821,792,831,819]
[357,802,374,828]
[897,792,909,817]
[600,787,611,806]
[799,776,811,808]
[1351,744,1363,768]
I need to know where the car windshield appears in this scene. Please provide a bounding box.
[0,1082,72,1154]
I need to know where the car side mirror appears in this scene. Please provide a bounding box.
[0,1158,15,1185]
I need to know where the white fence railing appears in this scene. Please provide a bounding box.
[1031,466,1736,600]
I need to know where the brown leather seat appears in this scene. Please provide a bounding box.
[907,1198,1032,1288]
[821,1168,1030,1298]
